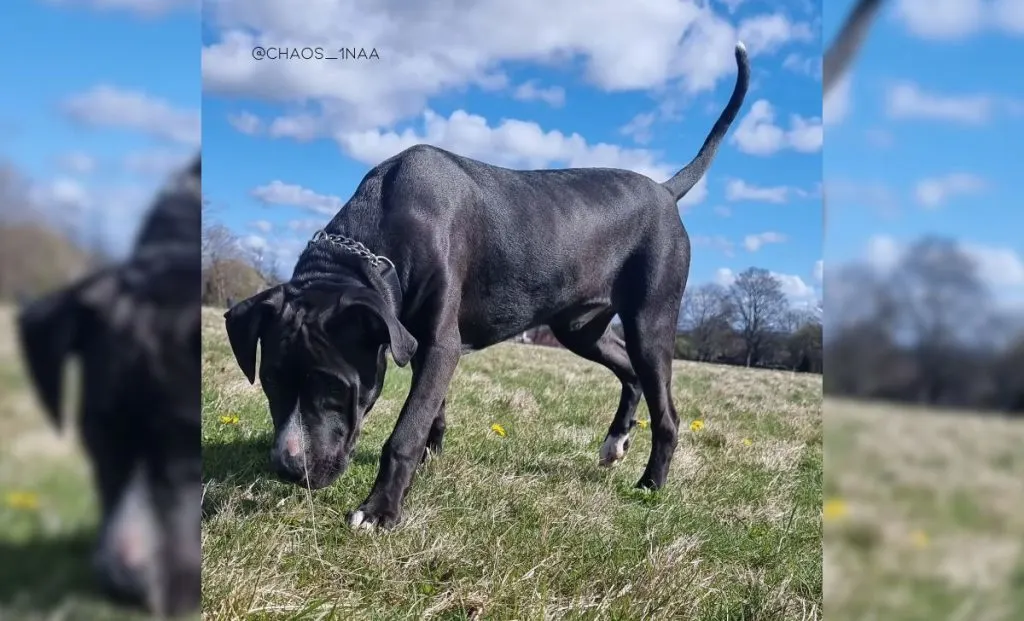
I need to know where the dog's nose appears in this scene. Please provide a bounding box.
[271,433,307,483]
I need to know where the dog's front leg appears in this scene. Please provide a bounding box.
[348,345,459,530]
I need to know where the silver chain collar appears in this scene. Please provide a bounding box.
[309,230,396,271]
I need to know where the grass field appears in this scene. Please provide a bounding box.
[824,399,1024,621]
[201,307,823,620]
[0,306,155,620]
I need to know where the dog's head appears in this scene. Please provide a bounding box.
[224,280,417,489]
[17,265,201,617]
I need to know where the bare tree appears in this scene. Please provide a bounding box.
[728,267,789,367]
[680,283,733,361]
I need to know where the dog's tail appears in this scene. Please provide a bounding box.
[824,0,883,95]
[661,41,750,202]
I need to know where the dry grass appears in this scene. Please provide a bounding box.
[201,308,823,620]
[0,306,154,620]
[824,398,1024,620]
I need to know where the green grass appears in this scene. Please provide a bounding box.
[824,399,1024,620]
[201,308,823,620]
[0,307,155,620]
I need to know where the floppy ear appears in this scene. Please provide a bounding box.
[224,287,284,384]
[336,291,418,367]
[16,289,84,429]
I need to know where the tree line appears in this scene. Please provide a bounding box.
[825,236,1024,414]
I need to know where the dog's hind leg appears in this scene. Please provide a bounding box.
[620,304,681,490]
[549,316,642,467]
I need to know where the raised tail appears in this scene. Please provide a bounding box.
[661,41,750,202]
[824,0,883,95]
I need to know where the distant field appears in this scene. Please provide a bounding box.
[0,306,152,620]
[824,399,1024,620]
[201,307,823,620]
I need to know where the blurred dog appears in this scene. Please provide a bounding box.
[824,0,884,95]
[16,156,201,617]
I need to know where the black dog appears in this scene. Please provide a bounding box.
[17,157,202,616]
[225,44,749,529]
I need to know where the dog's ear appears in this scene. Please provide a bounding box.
[16,270,122,429]
[224,287,284,384]
[16,288,86,429]
[334,290,418,367]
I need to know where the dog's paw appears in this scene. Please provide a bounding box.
[598,433,631,467]
[347,504,402,531]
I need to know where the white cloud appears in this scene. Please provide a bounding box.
[736,13,814,55]
[743,231,787,252]
[710,266,819,307]
[782,53,821,78]
[885,82,992,124]
[251,181,345,216]
[56,152,97,175]
[42,0,197,16]
[26,178,156,257]
[895,0,985,39]
[730,99,822,155]
[913,173,987,208]
[714,267,736,287]
[123,149,193,176]
[823,75,851,126]
[288,219,327,233]
[826,179,899,215]
[864,234,1024,290]
[813,259,823,283]
[725,179,791,203]
[620,112,657,145]
[513,82,566,107]
[228,111,263,135]
[994,0,1024,33]
[719,0,746,13]
[29,177,91,211]
[337,109,681,189]
[61,86,200,146]
[691,234,735,256]
[242,234,268,252]
[894,0,1024,39]
[203,0,805,139]
[713,205,732,217]
[865,235,902,272]
[773,272,817,305]
[251,220,273,233]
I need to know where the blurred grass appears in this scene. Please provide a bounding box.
[201,307,824,620]
[824,398,1024,620]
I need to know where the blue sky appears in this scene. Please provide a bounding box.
[202,0,824,307]
[824,0,1024,305]
[0,0,199,257]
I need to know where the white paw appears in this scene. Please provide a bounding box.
[598,433,629,467]
[348,510,375,531]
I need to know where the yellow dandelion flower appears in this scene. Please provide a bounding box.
[910,529,929,548]
[219,415,240,425]
[689,419,704,432]
[5,491,39,511]
[742,438,753,446]
[823,498,848,521]
[636,419,649,430]
[490,423,506,437]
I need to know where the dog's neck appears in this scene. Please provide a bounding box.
[290,233,404,315]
